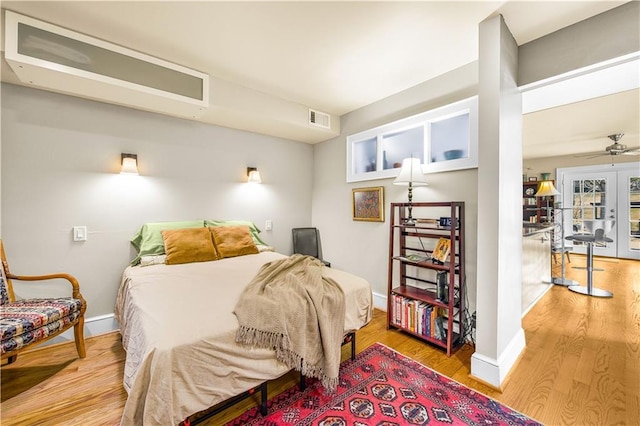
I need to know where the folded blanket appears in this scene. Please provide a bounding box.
[234,254,345,390]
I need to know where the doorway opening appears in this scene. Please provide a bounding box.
[557,162,639,260]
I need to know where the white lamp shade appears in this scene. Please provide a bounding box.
[247,169,262,183]
[535,181,560,197]
[120,154,139,175]
[393,157,428,186]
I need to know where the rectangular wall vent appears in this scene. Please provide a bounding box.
[309,109,331,129]
[4,11,209,119]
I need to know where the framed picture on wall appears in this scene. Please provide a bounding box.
[352,187,384,222]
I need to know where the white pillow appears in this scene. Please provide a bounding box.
[139,255,167,267]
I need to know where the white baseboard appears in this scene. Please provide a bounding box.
[470,327,526,388]
[522,282,553,318]
[373,291,387,311]
[41,313,120,347]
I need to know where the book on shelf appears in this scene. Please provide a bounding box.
[434,314,446,340]
[415,218,438,225]
[436,271,448,303]
[431,238,451,263]
[391,294,447,341]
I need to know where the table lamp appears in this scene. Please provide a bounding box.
[394,157,428,225]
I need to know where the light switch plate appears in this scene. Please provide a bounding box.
[73,226,87,241]
[265,220,273,231]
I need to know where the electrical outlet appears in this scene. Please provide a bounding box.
[265,220,273,231]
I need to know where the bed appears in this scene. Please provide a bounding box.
[115,224,373,426]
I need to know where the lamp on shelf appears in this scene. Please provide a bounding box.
[393,157,428,226]
[535,180,559,223]
[247,167,262,183]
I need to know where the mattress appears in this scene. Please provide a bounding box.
[115,252,373,425]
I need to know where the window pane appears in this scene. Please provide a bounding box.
[573,194,583,207]
[573,208,582,220]
[429,113,469,163]
[631,177,640,204]
[573,180,581,193]
[583,193,596,205]
[353,138,377,174]
[381,127,423,170]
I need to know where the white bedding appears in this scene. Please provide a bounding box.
[115,252,372,425]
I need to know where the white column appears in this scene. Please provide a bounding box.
[471,14,525,388]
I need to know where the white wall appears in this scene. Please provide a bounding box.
[312,62,479,313]
[518,1,639,86]
[1,83,314,318]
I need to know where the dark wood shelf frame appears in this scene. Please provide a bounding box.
[523,181,556,224]
[387,201,466,356]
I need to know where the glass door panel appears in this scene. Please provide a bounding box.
[618,170,640,259]
[563,171,617,257]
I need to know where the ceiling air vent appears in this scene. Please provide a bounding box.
[309,109,331,129]
[3,11,209,119]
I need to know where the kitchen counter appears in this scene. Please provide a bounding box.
[522,223,553,315]
[523,223,554,237]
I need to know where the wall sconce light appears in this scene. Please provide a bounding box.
[247,167,262,183]
[120,153,139,175]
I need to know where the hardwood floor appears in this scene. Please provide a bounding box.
[2,255,638,425]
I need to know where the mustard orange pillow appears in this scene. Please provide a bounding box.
[130,220,205,265]
[209,225,259,258]
[162,228,218,265]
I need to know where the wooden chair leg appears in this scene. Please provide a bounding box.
[565,251,571,263]
[74,317,87,358]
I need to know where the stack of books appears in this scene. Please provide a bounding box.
[390,294,446,340]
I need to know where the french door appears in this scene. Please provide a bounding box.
[558,163,640,260]
[618,168,640,259]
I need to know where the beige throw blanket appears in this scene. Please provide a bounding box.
[234,254,346,390]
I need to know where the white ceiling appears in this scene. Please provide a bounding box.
[1,1,638,159]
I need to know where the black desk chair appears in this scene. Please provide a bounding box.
[292,227,331,267]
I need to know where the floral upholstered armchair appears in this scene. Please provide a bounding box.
[0,240,86,365]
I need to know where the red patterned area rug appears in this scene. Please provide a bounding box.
[226,343,541,426]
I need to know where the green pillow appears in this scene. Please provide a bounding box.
[130,220,205,265]
[204,219,267,246]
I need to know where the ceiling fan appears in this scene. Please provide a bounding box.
[577,133,640,159]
